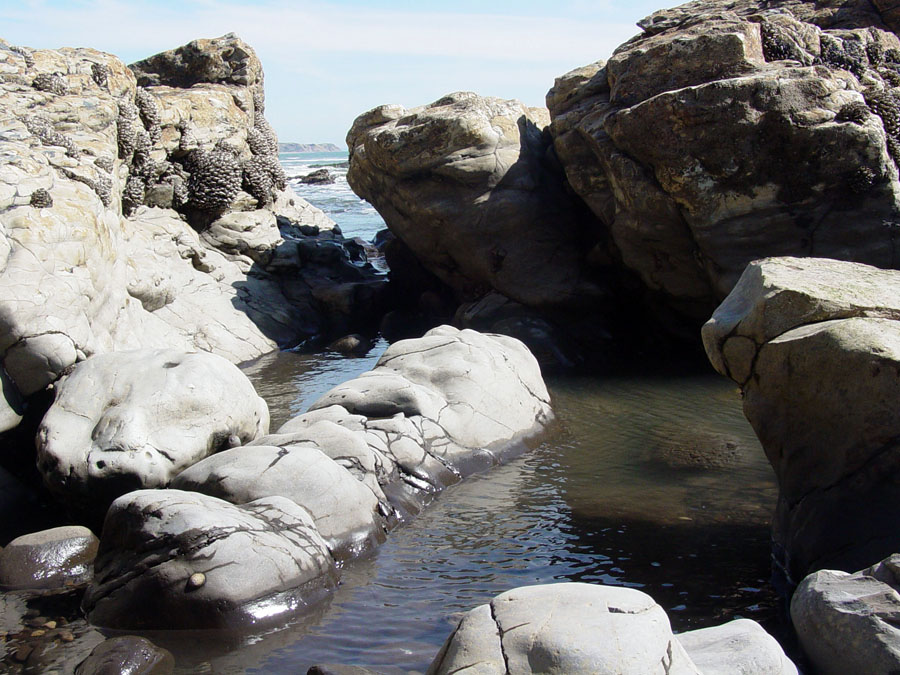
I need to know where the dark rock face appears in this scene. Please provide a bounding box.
[299,168,336,185]
[704,257,900,582]
[547,0,900,336]
[75,636,174,675]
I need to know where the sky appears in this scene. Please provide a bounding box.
[1,0,678,147]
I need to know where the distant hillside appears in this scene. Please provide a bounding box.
[279,142,342,153]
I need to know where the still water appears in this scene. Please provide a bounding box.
[165,348,780,673]
[152,154,782,672]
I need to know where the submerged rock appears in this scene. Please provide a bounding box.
[703,257,900,581]
[35,349,269,515]
[791,553,900,675]
[75,636,174,675]
[427,583,796,674]
[85,326,552,628]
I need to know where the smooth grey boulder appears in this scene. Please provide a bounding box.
[677,618,798,675]
[36,349,269,513]
[703,257,900,580]
[0,525,98,590]
[791,553,900,675]
[87,327,553,629]
[75,636,174,675]
[83,489,337,629]
[173,443,384,557]
[428,583,701,674]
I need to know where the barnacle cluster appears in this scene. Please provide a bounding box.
[135,88,161,144]
[116,100,141,160]
[835,101,869,124]
[240,90,285,206]
[91,63,109,89]
[186,147,242,211]
[121,175,145,215]
[848,166,879,193]
[24,115,78,158]
[817,35,866,77]
[94,155,114,173]
[865,89,900,162]
[760,23,795,62]
[32,72,68,96]
[29,188,53,208]
[10,45,34,69]
[177,121,199,155]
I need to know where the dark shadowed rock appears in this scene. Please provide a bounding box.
[76,636,174,675]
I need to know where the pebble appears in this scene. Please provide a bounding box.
[187,572,206,589]
[13,644,33,662]
[43,620,56,629]
[59,630,74,642]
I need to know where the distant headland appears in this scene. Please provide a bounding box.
[279,142,342,153]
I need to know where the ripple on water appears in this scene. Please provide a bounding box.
[153,362,782,673]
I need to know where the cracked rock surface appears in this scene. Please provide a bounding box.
[86,326,552,629]
[547,0,900,334]
[83,489,337,630]
[428,583,795,674]
[35,349,269,515]
[703,256,900,581]
[791,553,900,675]
[428,582,795,674]
[0,35,379,434]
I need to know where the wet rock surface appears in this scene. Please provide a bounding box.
[82,326,552,629]
[75,636,174,675]
[83,490,338,630]
[703,257,900,581]
[35,349,269,515]
[791,553,900,675]
[0,526,98,591]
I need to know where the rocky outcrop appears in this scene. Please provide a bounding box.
[346,92,628,366]
[547,0,900,337]
[427,583,796,674]
[35,349,269,515]
[703,257,900,581]
[791,553,900,674]
[0,34,384,434]
[0,526,98,591]
[83,326,553,628]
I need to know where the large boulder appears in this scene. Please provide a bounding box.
[346,92,626,363]
[35,349,269,514]
[703,257,900,581]
[83,489,337,630]
[547,0,900,336]
[86,326,553,628]
[0,35,382,434]
[427,583,796,674]
[791,553,900,674]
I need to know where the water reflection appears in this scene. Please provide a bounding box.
[213,358,781,673]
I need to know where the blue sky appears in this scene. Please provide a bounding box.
[2,0,677,147]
